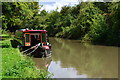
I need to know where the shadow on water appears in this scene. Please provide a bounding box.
[47,37,118,78]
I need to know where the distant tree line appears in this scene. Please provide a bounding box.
[44,2,120,46]
[2,2,120,46]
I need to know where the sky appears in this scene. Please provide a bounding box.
[38,0,105,12]
[39,0,80,12]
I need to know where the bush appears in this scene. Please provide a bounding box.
[1,39,12,48]
[84,14,108,44]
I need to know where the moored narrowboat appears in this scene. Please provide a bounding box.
[17,29,52,57]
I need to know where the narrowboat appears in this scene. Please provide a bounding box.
[17,29,52,57]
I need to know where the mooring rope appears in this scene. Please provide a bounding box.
[26,45,39,56]
[21,43,41,54]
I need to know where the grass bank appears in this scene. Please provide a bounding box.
[1,34,51,78]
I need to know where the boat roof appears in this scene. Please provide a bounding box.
[21,30,47,32]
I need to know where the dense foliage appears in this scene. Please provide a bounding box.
[2,2,41,32]
[2,2,120,46]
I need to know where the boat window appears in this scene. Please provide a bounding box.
[42,33,46,42]
[26,34,30,42]
[35,35,39,39]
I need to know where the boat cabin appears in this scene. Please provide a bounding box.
[21,30,48,47]
[15,29,51,57]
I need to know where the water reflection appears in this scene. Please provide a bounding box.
[48,37,118,78]
[32,57,52,69]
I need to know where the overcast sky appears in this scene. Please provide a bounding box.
[39,0,80,12]
[39,0,105,12]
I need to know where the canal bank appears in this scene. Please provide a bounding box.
[32,37,119,78]
[1,34,51,78]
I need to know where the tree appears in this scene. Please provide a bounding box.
[2,2,40,32]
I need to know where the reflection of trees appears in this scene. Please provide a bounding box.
[49,38,118,78]
[32,57,52,69]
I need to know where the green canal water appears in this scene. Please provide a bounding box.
[32,37,119,78]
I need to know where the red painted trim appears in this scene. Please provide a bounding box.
[22,30,47,32]
[43,32,46,45]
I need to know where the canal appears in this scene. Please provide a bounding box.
[32,37,118,78]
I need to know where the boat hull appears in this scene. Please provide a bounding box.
[20,46,51,58]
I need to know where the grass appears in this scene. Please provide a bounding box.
[1,34,51,78]
[0,34,9,37]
